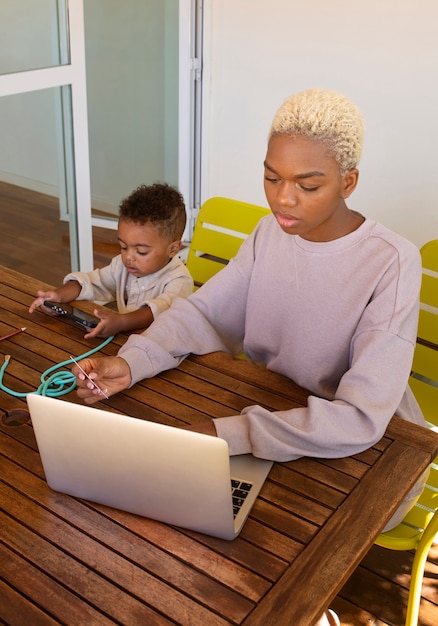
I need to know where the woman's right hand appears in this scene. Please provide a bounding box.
[73,356,132,404]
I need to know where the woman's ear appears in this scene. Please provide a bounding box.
[341,168,359,199]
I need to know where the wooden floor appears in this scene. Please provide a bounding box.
[1,181,438,626]
[0,180,119,285]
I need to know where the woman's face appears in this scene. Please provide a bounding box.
[263,134,358,242]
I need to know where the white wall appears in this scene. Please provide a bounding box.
[201,0,438,248]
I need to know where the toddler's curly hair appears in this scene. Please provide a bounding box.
[119,182,186,241]
[269,88,365,174]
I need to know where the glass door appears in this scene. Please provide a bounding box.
[84,1,177,219]
[0,0,198,280]
[0,0,92,277]
[84,0,199,240]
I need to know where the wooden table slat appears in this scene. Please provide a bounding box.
[0,483,246,625]
[0,542,140,626]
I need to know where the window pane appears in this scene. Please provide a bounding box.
[0,0,69,75]
[84,0,179,217]
[0,88,77,283]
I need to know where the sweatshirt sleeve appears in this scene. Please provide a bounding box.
[118,227,262,382]
[214,330,419,461]
[214,242,423,462]
[118,263,248,384]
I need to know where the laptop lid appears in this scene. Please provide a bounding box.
[27,394,272,540]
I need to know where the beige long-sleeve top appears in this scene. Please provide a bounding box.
[64,254,194,319]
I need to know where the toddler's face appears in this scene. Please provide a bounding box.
[118,219,177,278]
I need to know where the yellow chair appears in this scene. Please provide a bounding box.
[185,197,270,288]
[375,239,438,626]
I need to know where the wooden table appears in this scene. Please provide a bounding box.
[1,264,438,626]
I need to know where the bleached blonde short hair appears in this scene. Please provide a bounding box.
[269,88,365,174]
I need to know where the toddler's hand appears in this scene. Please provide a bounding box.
[83,309,121,339]
[29,290,61,314]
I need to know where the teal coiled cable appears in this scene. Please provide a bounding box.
[0,335,114,398]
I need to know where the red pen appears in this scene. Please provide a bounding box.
[0,327,26,342]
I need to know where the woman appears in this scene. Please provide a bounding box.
[74,89,426,626]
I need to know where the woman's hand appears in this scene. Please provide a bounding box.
[73,356,132,404]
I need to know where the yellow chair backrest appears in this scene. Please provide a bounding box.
[375,239,438,626]
[410,239,438,432]
[185,197,270,288]
[417,239,438,344]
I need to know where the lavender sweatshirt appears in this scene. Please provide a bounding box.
[119,215,424,462]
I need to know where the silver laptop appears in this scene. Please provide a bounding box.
[27,394,273,540]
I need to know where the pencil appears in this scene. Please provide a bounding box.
[0,327,26,342]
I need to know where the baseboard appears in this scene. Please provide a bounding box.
[0,170,58,199]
